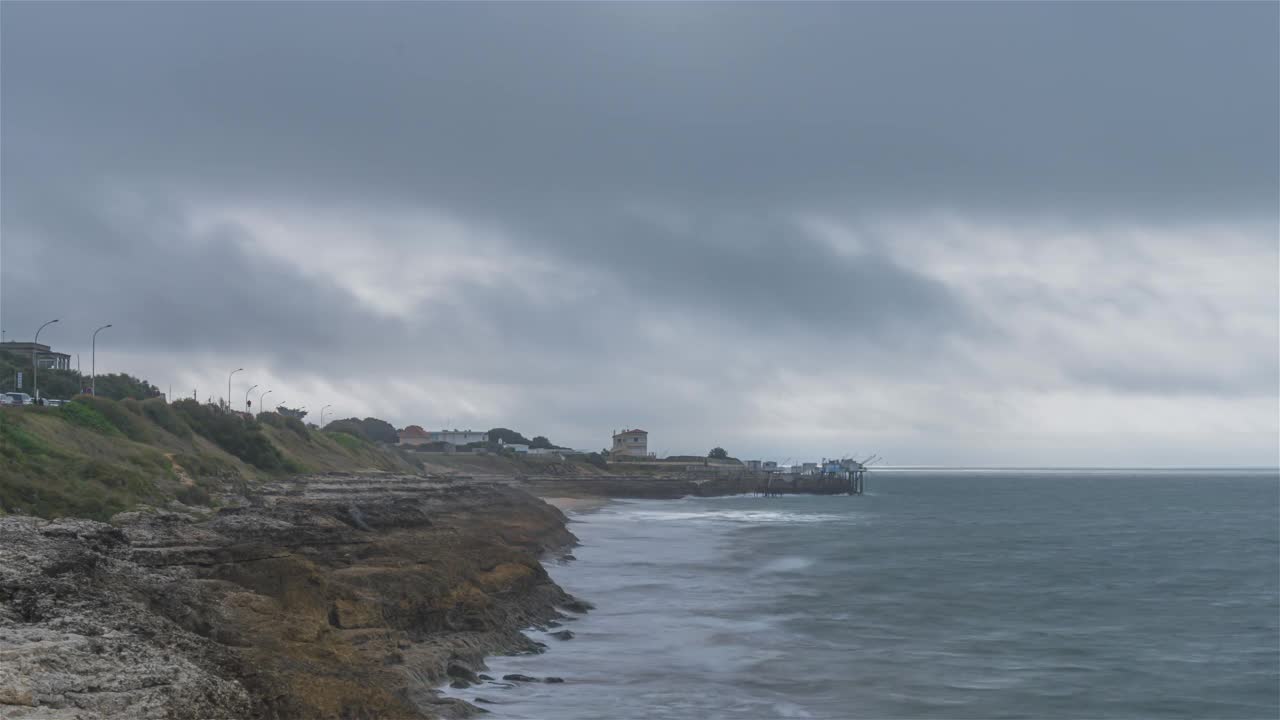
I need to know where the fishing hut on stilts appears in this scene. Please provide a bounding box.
[756,455,875,497]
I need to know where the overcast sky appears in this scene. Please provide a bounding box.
[2,3,1276,466]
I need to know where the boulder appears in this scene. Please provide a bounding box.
[560,598,594,614]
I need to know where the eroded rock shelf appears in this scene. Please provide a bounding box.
[0,475,583,719]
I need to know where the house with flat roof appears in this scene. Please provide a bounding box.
[0,341,71,370]
[399,427,488,446]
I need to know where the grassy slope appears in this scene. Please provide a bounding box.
[0,400,417,521]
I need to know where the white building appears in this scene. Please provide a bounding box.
[399,427,488,446]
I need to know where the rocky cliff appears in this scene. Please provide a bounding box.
[0,474,583,719]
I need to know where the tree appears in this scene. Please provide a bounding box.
[708,447,728,460]
[359,417,399,444]
[530,435,554,449]
[277,406,308,420]
[488,428,531,445]
[324,418,368,440]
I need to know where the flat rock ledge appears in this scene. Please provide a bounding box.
[0,476,581,719]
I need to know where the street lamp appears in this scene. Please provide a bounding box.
[91,324,112,396]
[33,318,59,402]
[227,368,243,412]
[321,404,333,427]
[258,389,273,417]
[244,384,258,413]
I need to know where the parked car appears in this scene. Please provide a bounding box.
[4,392,33,406]
[43,398,67,407]
[0,394,12,406]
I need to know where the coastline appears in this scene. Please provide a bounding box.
[539,496,613,515]
[0,475,591,719]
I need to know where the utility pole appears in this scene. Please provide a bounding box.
[258,389,272,418]
[245,384,258,414]
[321,404,333,427]
[91,324,112,396]
[33,318,59,402]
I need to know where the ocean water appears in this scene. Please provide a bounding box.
[452,470,1280,719]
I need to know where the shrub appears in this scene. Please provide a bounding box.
[60,401,122,436]
[0,419,56,457]
[173,452,239,478]
[88,373,162,401]
[139,397,192,439]
[328,431,367,452]
[175,484,212,506]
[324,419,368,440]
[170,400,290,472]
[584,452,608,470]
[260,412,311,442]
[71,395,154,443]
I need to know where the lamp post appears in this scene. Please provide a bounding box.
[33,318,59,402]
[321,404,333,428]
[91,324,112,396]
[244,384,258,414]
[227,368,243,412]
[258,390,273,418]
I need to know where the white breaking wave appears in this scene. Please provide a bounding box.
[618,509,848,524]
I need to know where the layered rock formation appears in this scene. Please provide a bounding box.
[0,475,582,719]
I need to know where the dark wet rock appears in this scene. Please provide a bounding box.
[503,674,538,683]
[475,697,497,704]
[448,662,481,683]
[544,676,565,684]
[450,679,471,689]
[478,674,494,681]
[549,630,575,641]
[546,620,563,628]
[560,598,594,614]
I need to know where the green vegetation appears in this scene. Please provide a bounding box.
[170,400,293,472]
[59,400,122,436]
[259,411,311,442]
[1,393,424,521]
[488,428,532,445]
[323,417,398,444]
[708,447,729,460]
[0,350,160,401]
[0,408,166,520]
[138,397,193,439]
[327,431,369,452]
[489,428,567,450]
[276,405,307,420]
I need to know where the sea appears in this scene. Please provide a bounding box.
[449,469,1280,719]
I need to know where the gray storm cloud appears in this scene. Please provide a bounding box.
[2,3,1276,465]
